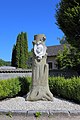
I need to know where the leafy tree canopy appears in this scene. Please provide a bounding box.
[57,36,68,44]
[55,0,80,49]
[56,45,80,74]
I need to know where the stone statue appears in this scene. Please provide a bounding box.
[25,34,53,101]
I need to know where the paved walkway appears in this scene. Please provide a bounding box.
[0,114,80,120]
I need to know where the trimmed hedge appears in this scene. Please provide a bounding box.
[18,77,31,96]
[0,77,31,100]
[49,76,80,103]
[0,76,80,103]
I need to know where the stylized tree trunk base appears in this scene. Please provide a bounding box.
[25,86,53,101]
[25,34,53,101]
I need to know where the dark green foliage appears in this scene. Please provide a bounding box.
[11,32,28,68]
[11,45,16,67]
[24,33,28,64]
[56,45,80,74]
[0,77,31,100]
[0,59,11,66]
[55,0,80,49]
[27,51,33,69]
[18,77,31,96]
[16,34,21,68]
[49,76,80,103]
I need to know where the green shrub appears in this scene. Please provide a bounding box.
[49,77,64,96]
[0,77,31,100]
[0,78,21,99]
[49,76,80,103]
[18,77,31,96]
[0,76,80,103]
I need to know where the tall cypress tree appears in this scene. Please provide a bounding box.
[19,32,26,68]
[16,33,21,68]
[11,44,16,67]
[24,32,28,68]
[11,32,28,68]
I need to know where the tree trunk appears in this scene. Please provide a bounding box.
[25,34,53,101]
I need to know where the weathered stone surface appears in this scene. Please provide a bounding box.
[26,34,53,101]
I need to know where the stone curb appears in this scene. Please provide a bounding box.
[0,110,80,116]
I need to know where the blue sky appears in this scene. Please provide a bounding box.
[0,0,64,61]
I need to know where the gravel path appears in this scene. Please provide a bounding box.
[0,97,80,111]
[0,97,80,120]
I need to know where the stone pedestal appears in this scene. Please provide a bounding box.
[25,34,53,101]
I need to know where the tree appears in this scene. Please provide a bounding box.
[56,45,80,74]
[15,33,21,68]
[57,36,68,44]
[23,33,28,67]
[11,32,28,68]
[0,59,11,66]
[11,45,16,67]
[55,0,80,49]
[27,51,33,69]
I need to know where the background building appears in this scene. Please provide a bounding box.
[47,45,64,70]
